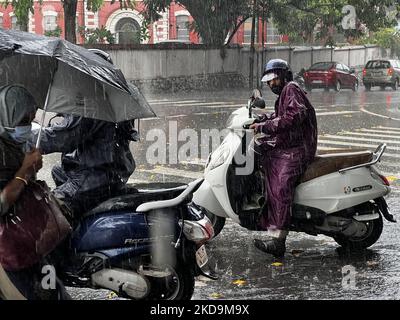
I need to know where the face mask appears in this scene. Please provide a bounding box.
[7,125,33,144]
[271,84,283,95]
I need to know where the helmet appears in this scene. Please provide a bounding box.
[88,48,114,65]
[262,59,293,83]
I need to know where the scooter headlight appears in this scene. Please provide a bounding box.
[205,144,230,172]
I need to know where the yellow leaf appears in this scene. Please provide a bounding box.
[271,262,284,267]
[210,293,224,299]
[232,279,247,286]
[107,292,118,299]
[387,176,398,182]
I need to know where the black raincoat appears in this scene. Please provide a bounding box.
[37,114,137,214]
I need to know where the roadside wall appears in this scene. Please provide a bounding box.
[86,44,392,93]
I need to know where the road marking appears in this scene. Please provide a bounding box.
[316,111,359,116]
[317,139,400,151]
[339,131,400,139]
[149,100,202,105]
[360,107,400,121]
[358,128,400,135]
[322,134,400,145]
[140,167,203,179]
[377,126,400,132]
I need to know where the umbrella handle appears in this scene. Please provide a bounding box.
[35,80,52,149]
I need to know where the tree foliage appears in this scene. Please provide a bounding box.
[63,0,136,43]
[269,0,400,45]
[1,0,42,32]
[142,0,255,46]
[357,28,400,58]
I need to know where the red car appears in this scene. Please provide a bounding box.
[304,62,359,92]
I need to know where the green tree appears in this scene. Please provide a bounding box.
[269,0,399,45]
[143,0,255,46]
[63,0,136,43]
[1,0,42,32]
[78,25,115,44]
[357,28,400,58]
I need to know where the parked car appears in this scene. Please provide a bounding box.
[362,59,400,91]
[303,61,359,92]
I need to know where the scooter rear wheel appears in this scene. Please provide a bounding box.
[333,215,383,250]
[145,260,195,300]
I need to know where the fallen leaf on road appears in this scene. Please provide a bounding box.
[386,176,399,183]
[232,279,247,286]
[210,293,224,299]
[107,292,118,299]
[271,262,284,267]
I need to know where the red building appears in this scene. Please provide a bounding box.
[0,0,284,45]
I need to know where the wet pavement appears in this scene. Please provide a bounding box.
[35,86,400,300]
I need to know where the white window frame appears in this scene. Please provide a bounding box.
[42,11,58,32]
[266,19,282,44]
[105,9,148,44]
[175,13,190,41]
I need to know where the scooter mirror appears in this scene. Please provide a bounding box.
[252,97,266,109]
[251,89,262,99]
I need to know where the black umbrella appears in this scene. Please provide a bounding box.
[0,29,156,146]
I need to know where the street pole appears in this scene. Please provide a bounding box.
[249,0,257,89]
[261,2,266,79]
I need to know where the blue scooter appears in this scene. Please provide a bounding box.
[52,178,215,300]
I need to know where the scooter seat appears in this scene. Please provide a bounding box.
[83,183,188,218]
[301,149,373,183]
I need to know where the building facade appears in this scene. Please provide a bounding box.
[0,0,284,45]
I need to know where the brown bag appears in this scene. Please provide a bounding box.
[0,180,72,271]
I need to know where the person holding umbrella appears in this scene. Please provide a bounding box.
[0,84,69,300]
[33,49,139,216]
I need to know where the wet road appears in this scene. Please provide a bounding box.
[36,86,400,300]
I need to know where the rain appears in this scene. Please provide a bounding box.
[0,0,399,309]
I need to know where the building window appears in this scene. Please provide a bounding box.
[266,19,281,44]
[176,15,189,41]
[243,18,258,43]
[115,17,140,44]
[11,16,20,30]
[43,13,58,32]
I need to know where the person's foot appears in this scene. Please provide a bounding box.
[253,237,286,258]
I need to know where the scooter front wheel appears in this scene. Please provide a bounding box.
[333,215,383,250]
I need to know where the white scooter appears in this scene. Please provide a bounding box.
[193,89,395,250]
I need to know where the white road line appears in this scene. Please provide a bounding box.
[377,126,400,132]
[317,140,400,151]
[316,111,359,116]
[166,114,188,119]
[141,117,161,121]
[358,129,400,135]
[140,167,203,179]
[322,134,400,145]
[339,131,400,139]
[149,100,202,105]
[360,107,400,121]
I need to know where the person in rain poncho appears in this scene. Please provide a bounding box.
[250,59,318,258]
[33,49,138,216]
[0,84,66,299]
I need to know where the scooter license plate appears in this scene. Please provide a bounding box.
[196,245,208,268]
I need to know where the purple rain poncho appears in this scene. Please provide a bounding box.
[253,82,318,231]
